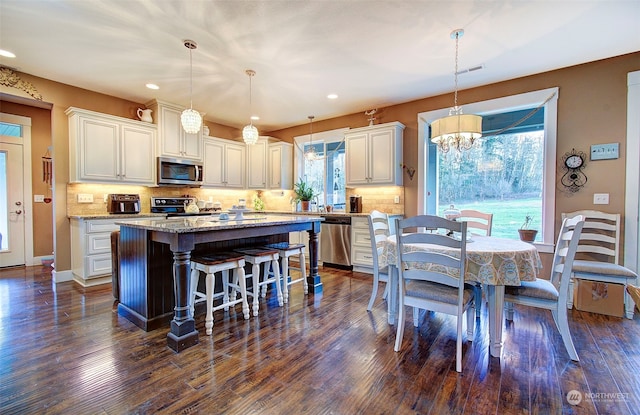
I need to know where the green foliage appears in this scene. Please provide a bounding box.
[521,214,534,230]
[293,178,316,202]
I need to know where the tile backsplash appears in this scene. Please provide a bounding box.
[66,184,404,216]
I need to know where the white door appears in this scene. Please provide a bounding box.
[0,142,25,266]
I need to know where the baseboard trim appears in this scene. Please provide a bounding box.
[52,269,73,283]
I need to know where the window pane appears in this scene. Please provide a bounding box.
[326,141,346,210]
[436,129,544,241]
[0,122,22,138]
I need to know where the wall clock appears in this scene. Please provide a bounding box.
[561,148,587,192]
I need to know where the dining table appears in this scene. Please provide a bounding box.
[381,233,542,358]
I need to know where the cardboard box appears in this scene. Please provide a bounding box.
[574,280,625,317]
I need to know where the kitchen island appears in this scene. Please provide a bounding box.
[116,214,322,353]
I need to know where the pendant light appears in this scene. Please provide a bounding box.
[242,69,259,145]
[180,40,202,134]
[430,29,482,153]
[304,115,318,161]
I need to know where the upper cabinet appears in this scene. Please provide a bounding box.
[246,138,268,189]
[146,100,203,161]
[268,141,293,189]
[246,137,293,190]
[66,107,156,185]
[202,136,246,188]
[345,121,404,186]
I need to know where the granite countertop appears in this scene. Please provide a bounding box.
[115,214,323,233]
[68,213,167,220]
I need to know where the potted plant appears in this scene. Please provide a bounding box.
[518,214,538,242]
[293,178,316,211]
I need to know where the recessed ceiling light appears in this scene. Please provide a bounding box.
[327,93,338,100]
[251,115,260,121]
[0,49,16,58]
[145,83,159,90]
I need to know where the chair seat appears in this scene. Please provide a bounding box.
[265,242,305,252]
[572,260,638,278]
[235,247,279,257]
[192,252,245,266]
[505,278,559,301]
[405,280,475,305]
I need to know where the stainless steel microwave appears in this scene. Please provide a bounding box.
[157,157,203,186]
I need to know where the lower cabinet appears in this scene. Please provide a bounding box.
[70,217,142,287]
[351,214,402,274]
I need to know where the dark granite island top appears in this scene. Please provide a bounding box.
[115,214,323,353]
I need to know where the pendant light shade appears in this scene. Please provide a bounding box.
[180,40,202,134]
[431,29,482,153]
[242,69,259,145]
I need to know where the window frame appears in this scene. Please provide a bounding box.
[417,87,559,253]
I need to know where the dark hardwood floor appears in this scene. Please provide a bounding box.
[1,264,639,415]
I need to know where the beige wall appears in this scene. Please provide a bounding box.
[1,51,638,276]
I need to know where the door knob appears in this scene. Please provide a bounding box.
[11,210,22,215]
[15,201,22,206]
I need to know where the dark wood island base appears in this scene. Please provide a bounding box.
[116,215,323,353]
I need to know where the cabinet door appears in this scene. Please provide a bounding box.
[121,124,156,184]
[158,105,184,158]
[79,116,119,181]
[225,143,246,188]
[369,129,395,184]
[268,145,283,188]
[203,139,225,186]
[183,129,202,160]
[345,132,369,185]
[247,140,267,189]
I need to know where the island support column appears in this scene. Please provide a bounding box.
[166,235,199,352]
[306,221,323,294]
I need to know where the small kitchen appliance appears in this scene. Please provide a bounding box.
[107,194,141,214]
[349,195,362,213]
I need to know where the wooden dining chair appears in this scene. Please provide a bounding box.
[458,209,493,318]
[394,215,475,373]
[504,215,585,361]
[562,210,638,319]
[458,209,493,236]
[367,210,391,311]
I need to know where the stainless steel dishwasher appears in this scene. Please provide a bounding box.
[320,215,352,269]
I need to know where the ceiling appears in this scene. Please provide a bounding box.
[1,1,639,131]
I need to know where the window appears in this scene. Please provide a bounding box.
[417,88,558,252]
[295,128,349,211]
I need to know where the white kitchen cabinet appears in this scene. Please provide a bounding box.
[70,217,142,287]
[345,121,404,186]
[268,141,293,189]
[351,214,402,274]
[146,99,203,161]
[66,107,156,185]
[202,136,246,188]
[247,138,268,189]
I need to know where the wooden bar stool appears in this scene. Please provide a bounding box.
[265,242,308,303]
[235,247,283,316]
[189,252,249,335]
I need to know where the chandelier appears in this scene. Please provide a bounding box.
[180,40,202,134]
[242,69,259,145]
[304,116,318,161]
[430,29,482,153]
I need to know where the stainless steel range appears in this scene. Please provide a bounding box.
[151,196,219,217]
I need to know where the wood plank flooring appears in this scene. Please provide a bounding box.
[1,264,639,414]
